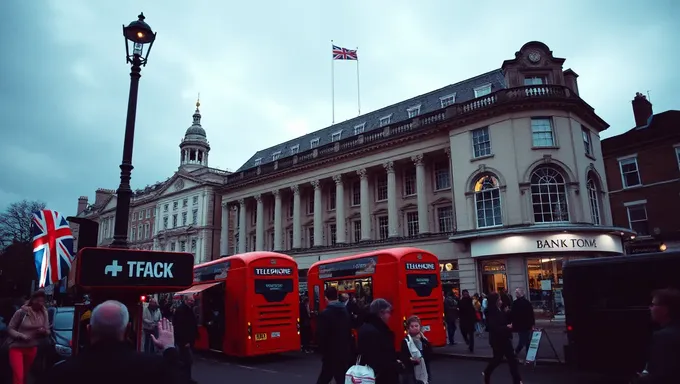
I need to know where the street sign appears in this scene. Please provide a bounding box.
[76,247,194,291]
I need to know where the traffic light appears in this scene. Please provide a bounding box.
[67,217,99,253]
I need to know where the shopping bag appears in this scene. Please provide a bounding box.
[345,355,375,384]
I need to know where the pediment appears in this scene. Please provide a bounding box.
[431,197,452,206]
[156,174,204,198]
[372,208,387,215]
[400,203,418,212]
[102,196,118,213]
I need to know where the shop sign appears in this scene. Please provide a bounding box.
[471,233,623,258]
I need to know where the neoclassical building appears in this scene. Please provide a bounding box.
[217,41,634,303]
[73,101,230,264]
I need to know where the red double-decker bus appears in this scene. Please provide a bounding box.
[308,247,445,349]
[176,251,300,357]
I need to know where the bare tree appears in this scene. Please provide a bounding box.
[0,200,47,249]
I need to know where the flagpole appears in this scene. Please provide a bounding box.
[356,46,361,116]
[331,40,335,124]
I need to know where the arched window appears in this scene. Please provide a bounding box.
[474,175,502,228]
[587,177,601,225]
[530,167,569,223]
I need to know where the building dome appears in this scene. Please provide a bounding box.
[179,98,210,169]
[184,101,207,141]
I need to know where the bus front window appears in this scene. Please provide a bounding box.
[255,279,294,302]
[406,274,439,297]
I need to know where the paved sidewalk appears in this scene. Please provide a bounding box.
[434,319,567,365]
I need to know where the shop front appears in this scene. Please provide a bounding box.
[467,230,627,318]
[439,260,460,297]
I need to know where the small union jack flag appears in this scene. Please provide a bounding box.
[333,45,358,60]
[31,209,75,288]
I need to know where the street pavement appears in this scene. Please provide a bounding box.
[192,351,608,384]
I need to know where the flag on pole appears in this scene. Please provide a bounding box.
[332,45,358,60]
[31,209,75,288]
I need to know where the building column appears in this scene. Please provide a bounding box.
[231,206,238,254]
[255,194,264,251]
[273,189,283,251]
[238,199,247,254]
[333,174,346,243]
[312,180,323,246]
[412,154,430,233]
[220,201,229,256]
[357,168,371,241]
[291,185,301,248]
[384,161,398,237]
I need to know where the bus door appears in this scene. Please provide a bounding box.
[402,258,446,347]
[249,264,298,355]
[201,283,226,351]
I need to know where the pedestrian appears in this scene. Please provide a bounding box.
[142,298,162,353]
[38,300,181,384]
[299,297,313,353]
[357,298,402,384]
[499,288,512,311]
[511,287,535,361]
[458,290,477,353]
[443,293,458,345]
[5,289,50,384]
[482,293,523,384]
[173,295,198,384]
[399,316,432,384]
[315,286,353,384]
[634,287,680,382]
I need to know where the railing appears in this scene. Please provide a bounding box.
[224,85,579,186]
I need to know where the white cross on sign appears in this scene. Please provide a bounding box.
[104,260,124,277]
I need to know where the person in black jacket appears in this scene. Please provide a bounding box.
[173,295,198,384]
[315,287,353,384]
[38,300,181,384]
[510,287,535,359]
[357,298,401,384]
[482,293,522,384]
[457,290,476,353]
[299,296,313,353]
[399,316,432,384]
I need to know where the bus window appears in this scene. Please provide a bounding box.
[406,274,439,297]
[255,279,294,302]
[313,285,320,311]
[324,277,373,308]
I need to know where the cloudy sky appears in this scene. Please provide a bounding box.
[0,0,677,216]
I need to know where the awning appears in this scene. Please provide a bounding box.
[175,282,221,295]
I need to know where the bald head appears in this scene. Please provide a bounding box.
[89,300,129,342]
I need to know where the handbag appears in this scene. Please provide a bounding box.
[345,355,375,384]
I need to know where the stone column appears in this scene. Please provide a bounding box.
[255,194,264,251]
[231,206,238,253]
[333,174,346,243]
[238,199,247,253]
[412,154,430,233]
[358,168,371,241]
[311,180,323,246]
[273,189,282,251]
[384,161,398,237]
[291,185,301,248]
[220,201,229,256]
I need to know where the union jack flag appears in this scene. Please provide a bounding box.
[332,45,358,60]
[31,210,75,288]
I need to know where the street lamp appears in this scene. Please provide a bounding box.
[111,13,157,248]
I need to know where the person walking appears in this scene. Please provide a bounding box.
[5,290,50,384]
[315,287,353,384]
[299,296,313,353]
[173,295,198,384]
[443,293,458,345]
[482,293,523,384]
[142,298,162,353]
[458,290,477,353]
[399,316,432,384]
[357,298,401,384]
[511,287,535,361]
[38,300,181,384]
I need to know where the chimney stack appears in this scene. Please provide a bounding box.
[632,92,653,128]
[563,69,579,96]
[77,196,88,215]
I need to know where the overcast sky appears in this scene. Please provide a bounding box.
[0,0,677,216]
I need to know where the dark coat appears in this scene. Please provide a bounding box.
[315,301,353,363]
[172,303,198,347]
[485,307,513,348]
[36,341,181,384]
[510,297,535,332]
[399,336,433,383]
[444,296,459,322]
[637,323,680,383]
[357,313,400,384]
[458,296,477,330]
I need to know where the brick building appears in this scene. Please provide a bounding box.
[601,93,680,253]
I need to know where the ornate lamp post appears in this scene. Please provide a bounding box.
[111,13,157,248]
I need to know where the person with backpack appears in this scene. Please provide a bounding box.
[443,293,458,345]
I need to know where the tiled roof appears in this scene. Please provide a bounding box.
[236,69,507,171]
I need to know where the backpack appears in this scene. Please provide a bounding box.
[345,355,375,384]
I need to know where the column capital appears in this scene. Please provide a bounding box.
[332,174,343,185]
[311,180,321,190]
[272,189,280,197]
[444,147,451,158]
[411,154,424,167]
[238,198,246,207]
[254,194,262,203]
[357,168,368,180]
[383,161,395,173]
[290,185,300,195]
[221,201,229,208]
